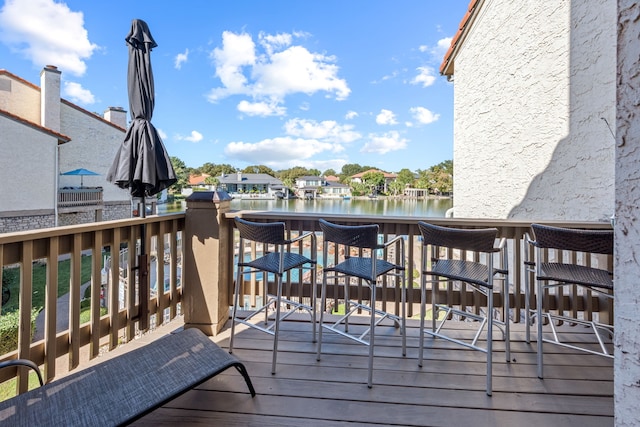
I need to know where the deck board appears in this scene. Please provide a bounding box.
[132,317,613,427]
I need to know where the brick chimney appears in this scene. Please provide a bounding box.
[40,65,61,132]
[104,106,127,128]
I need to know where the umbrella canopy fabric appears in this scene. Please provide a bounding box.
[61,168,99,187]
[107,19,176,199]
[61,168,100,177]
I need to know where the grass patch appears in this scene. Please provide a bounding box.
[0,372,43,402]
[2,255,94,314]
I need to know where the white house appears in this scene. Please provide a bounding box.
[294,176,351,199]
[217,172,283,199]
[0,66,131,233]
[441,0,616,221]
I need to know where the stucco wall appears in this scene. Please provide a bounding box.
[0,73,40,123]
[58,103,131,204]
[615,1,640,424]
[452,0,616,220]
[0,116,57,211]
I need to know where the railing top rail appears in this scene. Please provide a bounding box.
[225,210,612,230]
[0,213,185,244]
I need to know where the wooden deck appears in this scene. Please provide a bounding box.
[132,316,613,427]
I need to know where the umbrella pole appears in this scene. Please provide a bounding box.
[138,195,149,331]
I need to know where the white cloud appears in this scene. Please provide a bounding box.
[345,110,358,120]
[225,137,335,166]
[176,130,203,143]
[207,30,350,108]
[411,66,437,88]
[410,106,440,125]
[376,109,398,125]
[237,100,286,117]
[174,48,189,70]
[361,131,408,154]
[63,81,95,105]
[0,0,97,76]
[418,37,453,60]
[436,37,453,55]
[208,31,256,101]
[223,117,360,169]
[284,118,360,144]
[157,128,168,140]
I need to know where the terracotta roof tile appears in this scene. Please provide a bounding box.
[440,0,480,76]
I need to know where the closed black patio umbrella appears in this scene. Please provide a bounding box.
[107,18,176,330]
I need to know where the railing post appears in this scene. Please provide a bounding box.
[183,190,233,336]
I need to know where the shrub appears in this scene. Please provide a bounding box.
[0,309,38,355]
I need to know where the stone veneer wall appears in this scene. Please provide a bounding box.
[451,0,616,220]
[102,202,131,221]
[0,202,130,234]
[0,214,55,233]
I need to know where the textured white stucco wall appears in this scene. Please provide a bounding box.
[452,0,616,220]
[615,1,640,424]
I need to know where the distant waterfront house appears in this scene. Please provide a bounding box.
[295,176,351,199]
[441,0,615,221]
[350,169,397,194]
[218,172,283,198]
[188,173,211,188]
[0,66,131,233]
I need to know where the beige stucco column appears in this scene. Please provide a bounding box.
[183,190,233,335]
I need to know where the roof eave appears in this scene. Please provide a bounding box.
[439,0,482,78]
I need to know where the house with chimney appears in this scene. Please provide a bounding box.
[0,66,131,233]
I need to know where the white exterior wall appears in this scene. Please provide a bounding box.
[0,116,57,211]
[0,73,41,123]
[452,0,616,220]
[58,103,130,203]
[615,1,640,424]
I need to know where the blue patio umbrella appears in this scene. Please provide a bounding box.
[61,168,99,187]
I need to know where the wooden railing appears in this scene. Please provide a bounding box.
[228,212,614,326]
[0,206,613,396]
[0,214,184,393]
[58,188,104,208]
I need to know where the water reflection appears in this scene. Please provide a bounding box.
[158,197,451,217]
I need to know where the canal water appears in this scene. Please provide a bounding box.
[158,197,452,217]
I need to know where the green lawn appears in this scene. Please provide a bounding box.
[1,255,107,402]
[2,255,94,314]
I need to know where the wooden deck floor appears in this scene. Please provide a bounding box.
[132,316,613,427]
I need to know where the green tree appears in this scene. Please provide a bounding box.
[199,162,235,177]
[170,156,190,193]
[416,160,453,195]
[396,168,416,187]
[322,168,337,177]
[278,166,312,182]
[204,176,220,188]
[362,171,385,194]
[339,163,374,183]
[388,180,404,196]
[242,165,276,176]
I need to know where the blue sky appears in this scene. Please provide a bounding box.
[0,0,468,173]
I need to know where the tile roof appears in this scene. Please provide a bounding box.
[439,0,481,76]
[188,173,210,185]
[0,108,71,143]
[0,69,126,132]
